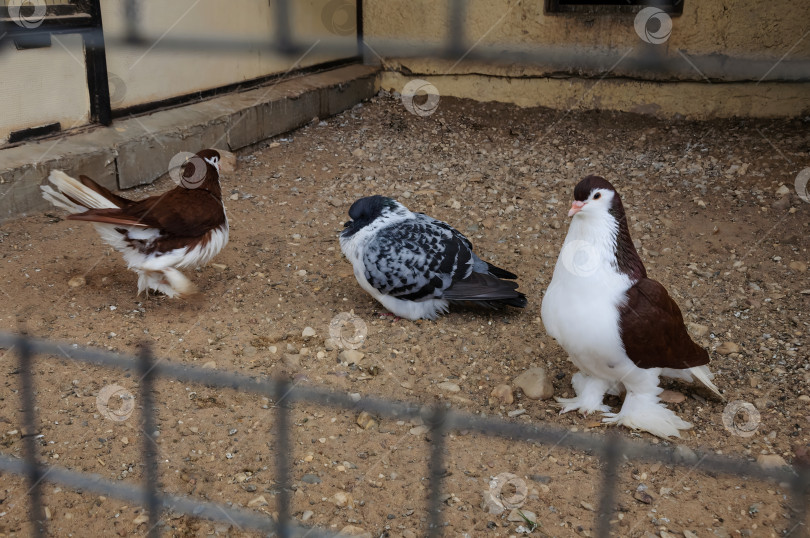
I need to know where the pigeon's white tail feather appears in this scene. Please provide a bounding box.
[603,392,692,439]
[43,170,119,211]
[688,365,723,399]
[41,185,84,213]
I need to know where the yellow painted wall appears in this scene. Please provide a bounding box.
[102,0,359,110]
[0,34,90,144]
[365,0,810,118]
[0,0,358,143]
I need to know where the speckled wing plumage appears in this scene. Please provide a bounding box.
[362,216,473,301]
[362,213,524,306]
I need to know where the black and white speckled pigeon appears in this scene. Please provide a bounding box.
[339,195,527,320]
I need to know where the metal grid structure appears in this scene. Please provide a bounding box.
[1,0,808,133]
[1,331,808,537]
[0,1,809,536]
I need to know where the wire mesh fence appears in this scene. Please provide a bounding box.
[1,331,807,537]
[0,1,808,536]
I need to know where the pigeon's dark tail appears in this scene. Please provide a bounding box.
[495,293,528,309]
[486,262,518,280]
[444,273,527,309]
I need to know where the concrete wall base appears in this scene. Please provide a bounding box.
[0,64,379,222]
[379,71,810,121]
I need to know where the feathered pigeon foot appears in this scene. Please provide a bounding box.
[602,392,692,439]
[556,397,611,415]
[378,312,402,321]
[556,372,611,415]
[137,269,196,299]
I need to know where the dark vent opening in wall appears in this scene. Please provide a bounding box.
[546,1,684,14]
[8,123,61,144]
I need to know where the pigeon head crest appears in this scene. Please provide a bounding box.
[342,195,402,238]
[573,175,616,202]
[569,175,625,220]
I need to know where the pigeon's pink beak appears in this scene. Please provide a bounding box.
[568,200,586,217]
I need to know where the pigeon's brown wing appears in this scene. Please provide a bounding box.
[619,278,709,370]
[68,189,225,237]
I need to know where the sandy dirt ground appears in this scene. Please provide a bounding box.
[0,93,808,537]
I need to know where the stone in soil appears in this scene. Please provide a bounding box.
[339,349,364,364]
[489,384,514,405]
[756,454,788,469]
[716,342,740,355]
[513,368,554,400]
[437,381,461,392]
[356,411,377,430]
[331,491,354,508]
[247,495,268,507]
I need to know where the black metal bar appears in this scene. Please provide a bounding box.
[2,29,807,82]
[0,332,802,488]
[426,405,447,537]
[124,0,141,44]
[355,0,363,60]
[789,463,809,538]
[138,345,161,538]
[274,0,293,54]
[83,1,111,125]
[447,0,465,58]
[595,432,620,538]
[0,454,336,537]
[274,379,292,538]
[17,335,47,537]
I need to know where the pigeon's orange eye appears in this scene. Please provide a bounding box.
[593,192,601,200]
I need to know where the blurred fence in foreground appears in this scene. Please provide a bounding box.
[0,331,807,537]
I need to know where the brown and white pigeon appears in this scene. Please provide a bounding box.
[541,175,721,438]
[41,148,234,298]
[340,195,527,320]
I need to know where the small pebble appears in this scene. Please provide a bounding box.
[437,381,460,393]
[247,495,268,507]
[339,349,364,364]
[716,342,740,355]
[302,327,316,338]
[757,454,788,469]
[489,384,514,405]
[514,368,554,400]
[356,411,377,430]
[331,491,353,507]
